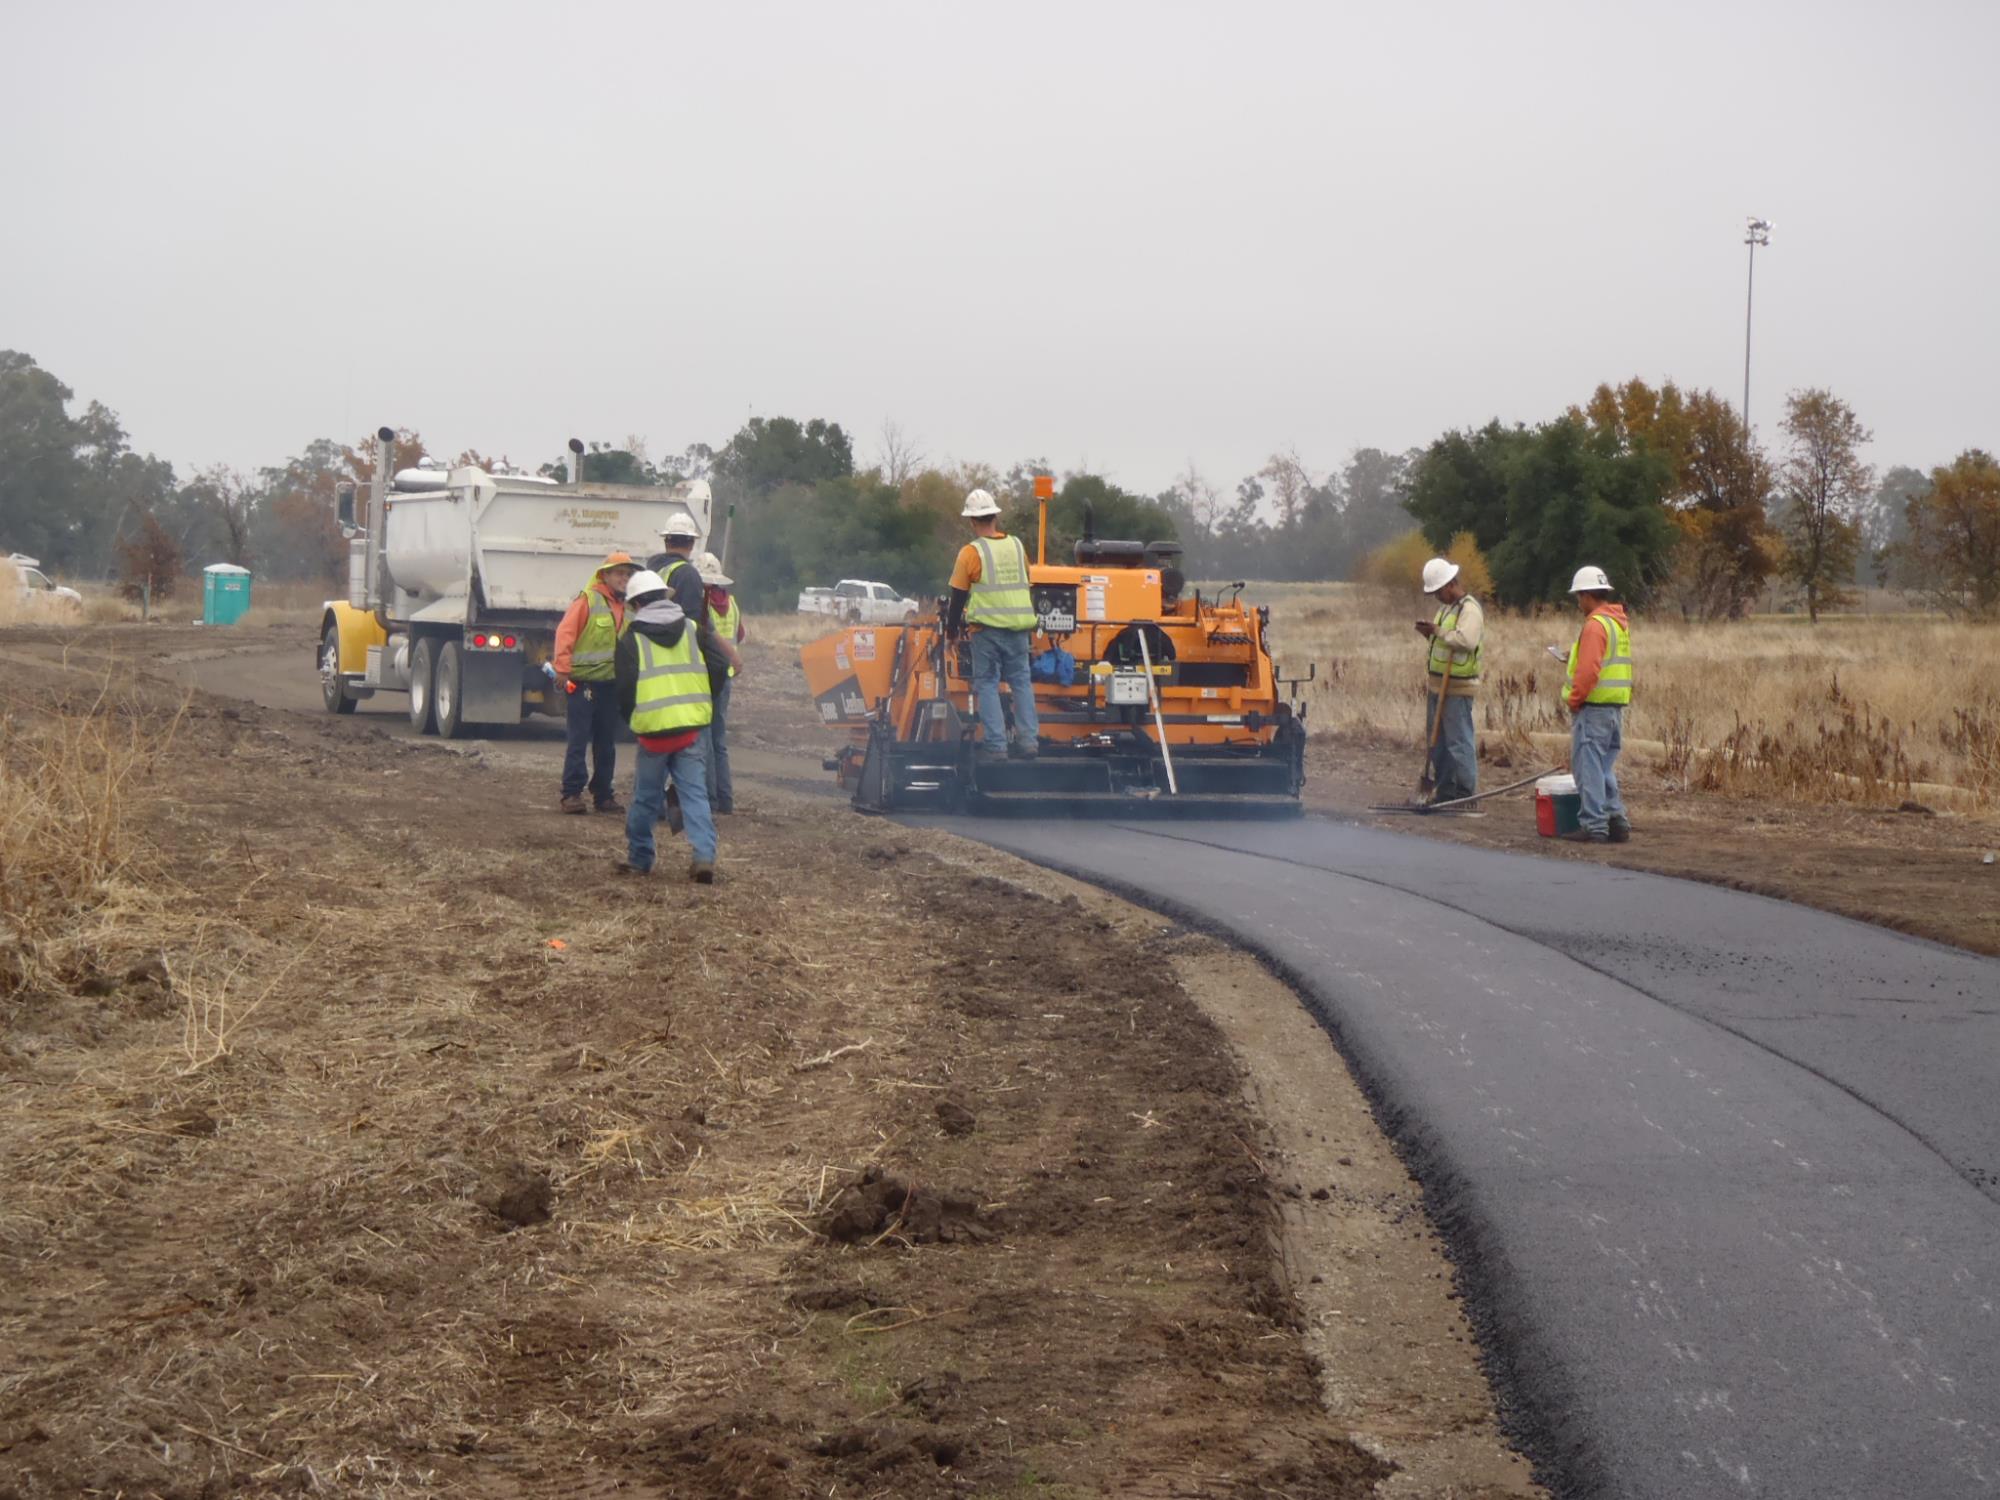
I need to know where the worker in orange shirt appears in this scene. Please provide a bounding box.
[551,551,636,814]
[1561,565,1633,845]
[943,488,1039,760]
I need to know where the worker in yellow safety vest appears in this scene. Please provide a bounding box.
[551,551,636,814]
[1414,556,1485,803]
[612,570,718,882]
[943,488,1040,760]
[1561,564,1633,845]
[697,550,745,815]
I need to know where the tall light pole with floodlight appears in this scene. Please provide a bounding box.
[1743,217,1772,433]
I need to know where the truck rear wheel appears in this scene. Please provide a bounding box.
[320,623,356,715]
[408,637,437,734]
[433,641,466,740]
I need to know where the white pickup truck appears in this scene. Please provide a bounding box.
[797,579,923,624]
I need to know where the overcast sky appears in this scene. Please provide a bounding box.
[5,1,1994,495]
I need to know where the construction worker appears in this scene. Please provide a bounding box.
[697,550,745,815]
[943,488,1039,760]
[647,515,745,682]
[551,551,636,814]
[613,570,717,882]
[1562,565,1633,845]
[1414,556,1483,804]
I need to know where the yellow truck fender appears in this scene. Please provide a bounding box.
[321,601,388,675]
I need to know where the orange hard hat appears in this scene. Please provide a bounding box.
[598,551,636,572]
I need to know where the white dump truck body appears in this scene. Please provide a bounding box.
[384,470,710,618]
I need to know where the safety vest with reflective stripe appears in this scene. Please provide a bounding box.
[707,595,741,678]
[629,625,713,734]
[570,586,619,681]
[1567,610,1634,706]
[1427,598,1483,681]
[965,534,1035,631]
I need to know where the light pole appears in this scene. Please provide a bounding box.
[1742,217,1772,433]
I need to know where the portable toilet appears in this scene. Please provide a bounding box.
[202,563,253,625]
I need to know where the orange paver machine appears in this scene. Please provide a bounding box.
[799,493,1311,816]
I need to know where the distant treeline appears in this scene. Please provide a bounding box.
[3,350,1993,617]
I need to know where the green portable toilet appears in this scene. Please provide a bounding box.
[202,563,252,625]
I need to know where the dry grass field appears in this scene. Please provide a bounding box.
[1257,583,1997,808]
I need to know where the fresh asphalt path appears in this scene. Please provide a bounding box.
[909,814,2000,1500]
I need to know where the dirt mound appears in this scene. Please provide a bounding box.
[816,1166,995,1245]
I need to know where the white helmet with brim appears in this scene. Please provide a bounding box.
[961,488,1001,519]
[1569,565,1614,593]
[1421,557,1460,594]
[659,512,701,541]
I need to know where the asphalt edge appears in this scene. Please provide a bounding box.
[970,844,1604,1500]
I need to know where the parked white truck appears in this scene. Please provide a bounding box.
[797,579,922,624]
[318,429,711,738]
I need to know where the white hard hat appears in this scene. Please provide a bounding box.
[696,550,733,588]
[625,569,668,599]
[660,512,701,540]
[1569,565,1614,593]
[1421,557,1460,594]
[961,487,1002,519]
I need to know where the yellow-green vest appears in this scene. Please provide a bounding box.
[965,534,1035,631]
[708,594,741,679]
[1567,610,1633,706]
[630,625,713,734]
[1427,598,1483,681]
[570,586,619,681]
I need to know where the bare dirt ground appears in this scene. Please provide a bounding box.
[1300,731,2000,958]
[0,624,1542,1499]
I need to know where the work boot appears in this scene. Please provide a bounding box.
[596,796,624,814]
[690,858,716,885]
[1008,738,1039,760]
[1608,815,1632,844]
[1560,827,1610,845]
[560,794,588,815]
[975,744,1008,764]
[611,858,649,876]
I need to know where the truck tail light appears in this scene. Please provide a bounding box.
[472,632,488,647]
[502,635,517,648]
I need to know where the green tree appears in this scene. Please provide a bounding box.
[1042,473,1179,567]
[1862,465,1929,588]
[1486,417,1677,605]
[540,441,661,485]
[1903,449,2000,616]
[714,416,854,495]
[1777,389,1872,621]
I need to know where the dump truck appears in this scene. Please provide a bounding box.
[799,499,1310,816]
[318,429,710,738]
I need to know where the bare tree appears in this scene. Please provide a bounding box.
[194,464,258,569]
[877,419,927,488]
[1171,459,1222,533]
[1778,390,1872,621]
[1256,447,1316,529]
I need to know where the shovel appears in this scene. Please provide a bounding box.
[1416,673,1449,802]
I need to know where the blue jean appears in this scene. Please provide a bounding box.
[627,739,716,868]
[1425,689,1478,802]
[562,681,619,802]
[1570,704,1627,835]
[970,628,1039,753]
[702,674,733,811]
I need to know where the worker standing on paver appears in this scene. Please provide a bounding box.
[613,570,717,882]
[1414,557,1483,804]
[943,488,1039,761]
[698,550,745,815]
[551,551,636,815]
[1563,565,1633,845]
